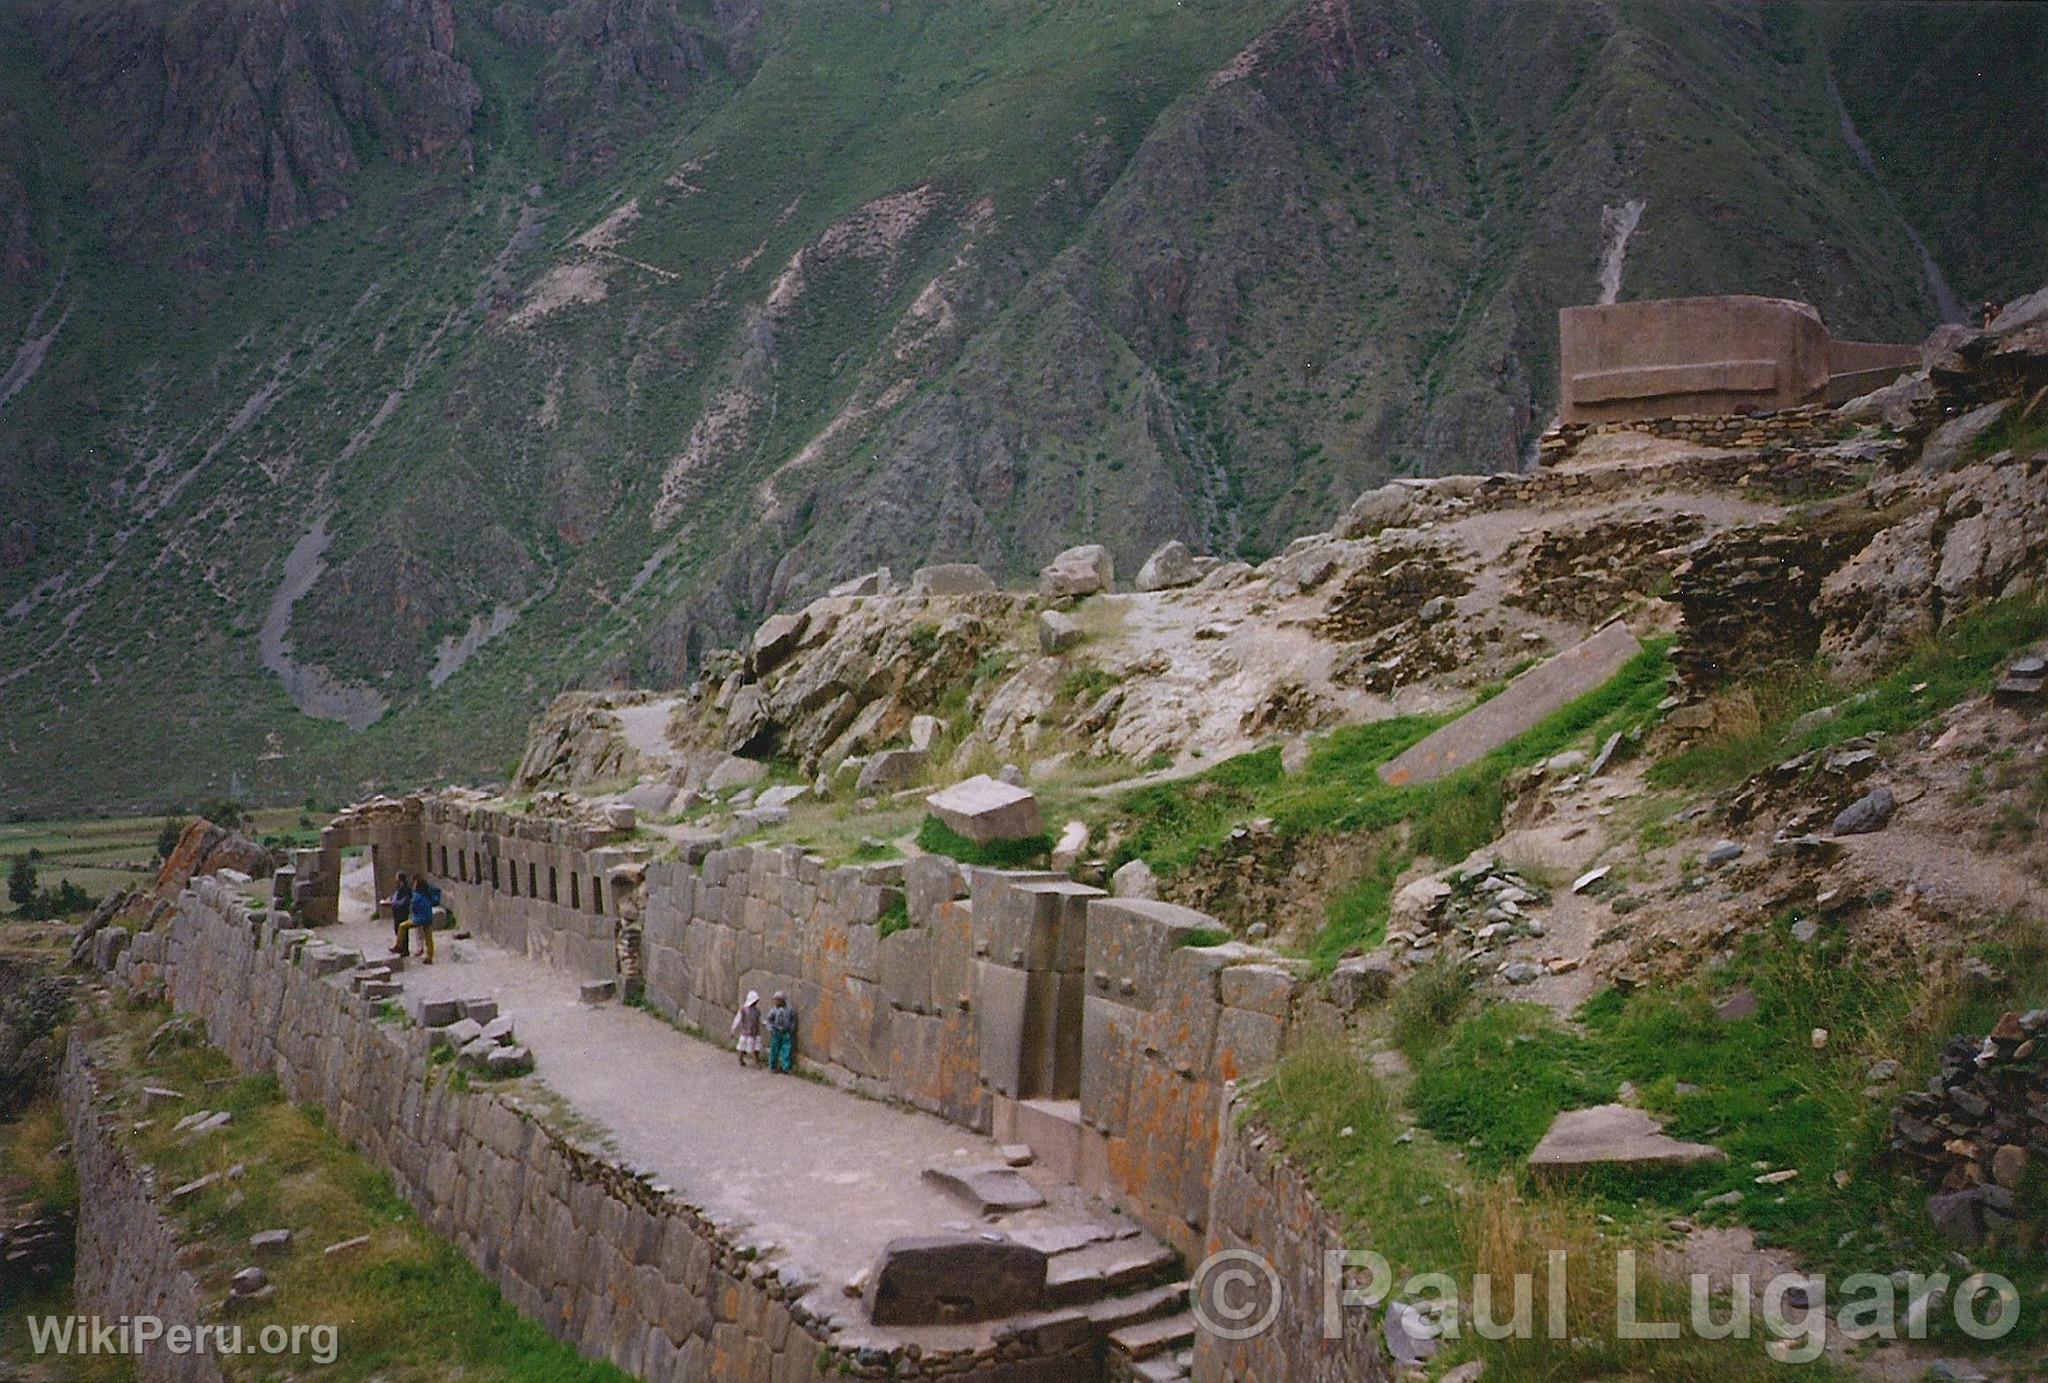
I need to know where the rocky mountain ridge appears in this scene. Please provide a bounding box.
[2,0,2045,816]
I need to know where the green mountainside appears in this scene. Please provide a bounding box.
[1,0,2042,817]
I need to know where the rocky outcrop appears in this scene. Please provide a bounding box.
[1819,452,2048,679]
[29,0,481,264]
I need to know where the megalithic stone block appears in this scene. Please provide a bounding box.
[1378,621,1643,786]
[864,1233,1048,1325]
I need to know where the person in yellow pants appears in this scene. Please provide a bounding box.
[405,876,440,964]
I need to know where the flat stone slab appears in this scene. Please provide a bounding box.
[1380,622,1643,786]
[1528,1104,1726,1180]
[926,774,1044,844]
[922,1161,1048,1214]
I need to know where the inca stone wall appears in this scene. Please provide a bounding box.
[60,1039,228,1383]
[1194,1091,1387,1383]
[420,797,647,982]
[126,881,1105,1383]
[266,789,1344,1347]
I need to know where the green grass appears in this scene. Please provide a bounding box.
[89,1001,636,1383]
[1103,640,1674,969]
[877,894,912,938]
[1652,597,2048,792]
[1393,915,2048,1353]
[914,814,1052,868]
[1248,1043,1865,1381]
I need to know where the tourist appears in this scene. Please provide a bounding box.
[766,992,798,1074]
[731,990,763,1067]
[388,872,414,956]
[1981,300,2002,330]
[406,874,441,965]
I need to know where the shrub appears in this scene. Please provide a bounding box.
[914,815,1052,868]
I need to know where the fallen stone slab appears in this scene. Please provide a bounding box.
[921,1161,1047,1215]
[482,1016,517,1045]
[140,1085,184,1108]
[926,775,1043,844]
[249,1229,293,1254]
[323,1234,371,1257]
[865,1233,1048,1326]
[1379,622,1643,786]
[458,1037,499,1071]
[169,1172,221,1202]
[1528,1105,1726,1181]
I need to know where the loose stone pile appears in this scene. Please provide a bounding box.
[1888,1009,2046,1248]
[1383,858,1560,983]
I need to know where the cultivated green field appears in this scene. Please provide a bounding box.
[0,809,327,907]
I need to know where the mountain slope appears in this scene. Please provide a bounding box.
[1,0,2041,817]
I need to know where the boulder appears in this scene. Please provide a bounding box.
[1039,544,1113,600]
[1831,786,1895,836]
[751,612,807,672]
[909,714,944,752]
[1136,540,1200,592]
[864,1234,1048,1326]
[1336,483,1418,539]
[1037,609,1083,654]
[829,567,891,598]
[621,781,678,816]
[1528,1105,1726,1181]
[1109,859,1159,900]
[1391,877,1453,931]
[857,749,927,795]
[911,563,997,596]
[756,784,809,811]
[1328,952,1394,1010]
[1050,820,1089,872]
[1919,400,2010,472]
[926,775,1043,845]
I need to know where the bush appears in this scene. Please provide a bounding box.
[6,855,33,907]
[156,817,187,859]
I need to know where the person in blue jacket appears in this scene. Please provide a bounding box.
[404,874,441,964]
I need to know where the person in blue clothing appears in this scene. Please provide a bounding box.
[765,991,798,1073]
[404,874,441,964]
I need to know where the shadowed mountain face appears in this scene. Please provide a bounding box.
[0,0,2041,816]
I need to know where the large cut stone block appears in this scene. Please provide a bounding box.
[1379,622,1643,786]
[920,1162,1047,1215]
[1084,898,1214,1010]
[926,775,1044,844]
[1039,544,1114,600]
[864,1234,1048,1325]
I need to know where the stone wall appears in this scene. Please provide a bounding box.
[1194,1092,1387,1383]
[128,880,1104,1383]
[1536,404,1847,467]
[421,797,648,982]
[61,1038,228,1383]
[266,786,1338,1348]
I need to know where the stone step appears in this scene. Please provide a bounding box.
[1129,1357,1189,1383]
[1045,1237,1178,1306]
[1084,1281,1188,1333]
[1109,1310,1195,1361]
